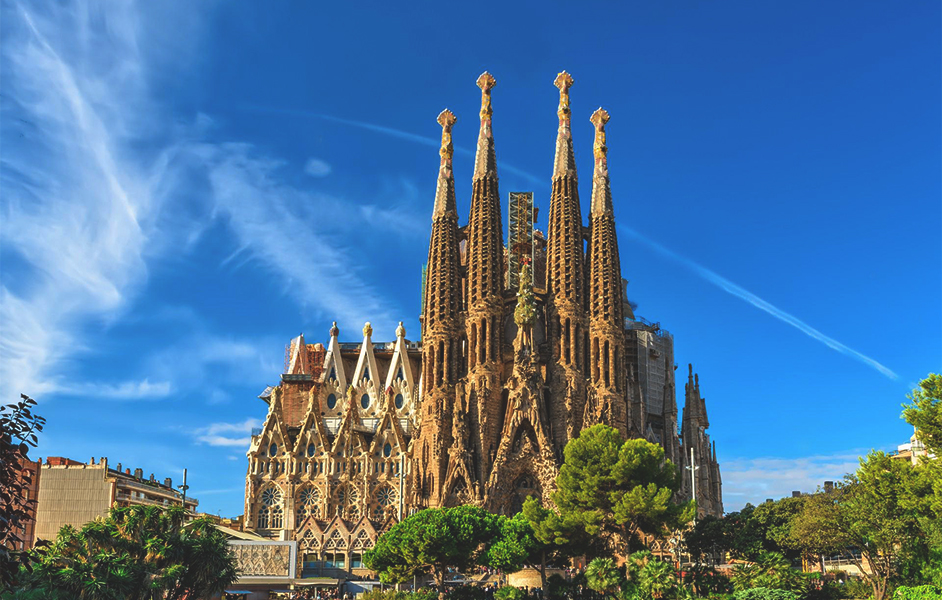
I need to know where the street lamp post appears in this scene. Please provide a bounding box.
[686,447,699,524]
[178,468,189,514]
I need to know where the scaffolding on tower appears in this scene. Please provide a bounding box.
[507,192,535,290]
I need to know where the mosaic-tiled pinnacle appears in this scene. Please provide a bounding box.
[473,72,498,181]
[432,109,457,219]
[553,71,577,180]
[590,107,613,216]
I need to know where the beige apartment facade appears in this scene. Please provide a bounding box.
[34,456,198,544]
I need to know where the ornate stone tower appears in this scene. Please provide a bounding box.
[680,364,723,518]
[463,72,505,496]
[544,71,590,454]
[413,110,463,508]
[586,108,629,436]
[243,73,726,567]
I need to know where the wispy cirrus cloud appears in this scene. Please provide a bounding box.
[57,379,174,401]
[1,1,154,400]
[620,226,898,380]
[194,418,262,447]
[721,452,869,510]
[0,0,398,401]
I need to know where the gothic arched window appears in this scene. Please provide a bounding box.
[297,486,321,520]
[257,486,283,529]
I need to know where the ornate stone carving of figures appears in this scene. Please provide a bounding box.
[514,260,536,355]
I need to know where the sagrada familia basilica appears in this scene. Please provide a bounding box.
[243,72,723,566]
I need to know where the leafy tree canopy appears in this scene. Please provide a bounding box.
[365,505,525,595]
[553,424,693,554]
[0,394,45,588]
[791,452,921,600]
[8,504,238,600]
[903,373,942,455]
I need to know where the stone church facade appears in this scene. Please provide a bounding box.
[244,72,722,572]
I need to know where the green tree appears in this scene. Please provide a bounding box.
[901,374,942,586]
[636,557,679,599]
[729,552,806,596]
[902,373,942,455]
[485,511,538,574]
[586,557,624,598]
[0,394,45,588]
[751,496,806,561]
[365,505,503,597]
[682,514,728,564]
[790,452,921,600]
[553,425,693,555]
[9,504,238,600]
[521,496,590,591]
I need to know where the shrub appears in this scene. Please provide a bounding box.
[415,589,441,600]
[842,578,872,600]
[495,586,527,600]
[894,585,942,600]
[732,588,798,600]
[449,587,487,600]
[730,554,806,596]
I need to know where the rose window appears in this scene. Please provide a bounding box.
[376,486,396,507]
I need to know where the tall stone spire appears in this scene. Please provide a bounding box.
[465,72,505,486]
[587,107,628,435]
[552,71,577,179]
[545,71,589,451]
[415,109,462,508]
[423,109,462,339]
[473,72,498,181]
[433,109,457,218]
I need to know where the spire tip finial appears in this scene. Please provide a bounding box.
[554,71,574,127]
[437,109,456,167]
[591,108,610,172]
[476,71,496,92]
[437,108,456,129]
[590,107,610,128]
[476,72,496,124]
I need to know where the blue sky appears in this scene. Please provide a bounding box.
[1,1,939,517]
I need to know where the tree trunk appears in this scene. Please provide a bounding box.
[540,549,547,591]
[435,569,447,600]
[872,577,887,600]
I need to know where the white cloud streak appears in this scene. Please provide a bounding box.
[240,104,547,187]
[0,1,399,401]
[620,226,898,380]
[57,379,174,400]
[194,418,262,447]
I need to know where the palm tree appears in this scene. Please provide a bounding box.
[637,559,677,599]
[586,557,624,599]
[11,506,238,599]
